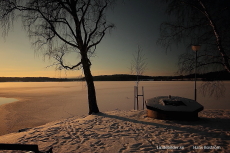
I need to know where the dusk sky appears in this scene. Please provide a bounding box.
[1,0,188,78]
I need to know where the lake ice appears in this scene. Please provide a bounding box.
[0,81,229,113]
[0,81,229,136]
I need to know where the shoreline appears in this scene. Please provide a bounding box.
[0,81,230,137]
[0,81,229,152]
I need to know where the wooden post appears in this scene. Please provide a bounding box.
[142,86,144,110]
[134,86,136,110]
[134,86,144,110]
[136,86,139,110]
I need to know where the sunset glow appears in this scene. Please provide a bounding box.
[0,1,183,78]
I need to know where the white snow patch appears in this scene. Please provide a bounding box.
[0,109,229,153]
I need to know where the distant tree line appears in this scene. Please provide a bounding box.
[1,71,229,82]
[0,77,75,82]
[92,74,153,81]
[88,71,230,81]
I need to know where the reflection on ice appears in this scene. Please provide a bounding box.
[0,97,18,105]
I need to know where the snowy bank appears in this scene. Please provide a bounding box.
[0,109,229,153]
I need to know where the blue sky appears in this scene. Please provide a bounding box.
[0,0,188,78]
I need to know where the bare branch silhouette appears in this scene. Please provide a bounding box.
[130,46,148,86]
[0,0,115,114]
[159,0,230,98]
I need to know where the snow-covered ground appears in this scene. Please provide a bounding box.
[0,109,229,152]
[0,81,229,152]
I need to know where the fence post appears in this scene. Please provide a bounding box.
[134,86,136,110]
[134,86,144,110]
[142,86,144,110]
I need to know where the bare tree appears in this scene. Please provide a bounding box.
[158,0,230,98]
[158,0,230,73]
[0,0,115,114]
[130,46,147,87]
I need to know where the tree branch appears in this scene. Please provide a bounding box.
[37,8,79,48]
[55,51,82,70]
[87,24,114,50]
[86,1,108,47]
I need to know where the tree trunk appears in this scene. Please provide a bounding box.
[81,55,100,115]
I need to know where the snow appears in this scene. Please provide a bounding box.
[0,81,229,152]
[0,109,229,152]
[146,96,204,112]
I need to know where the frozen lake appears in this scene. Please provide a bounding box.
[0,81,230,112]
[0,81,229,135]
